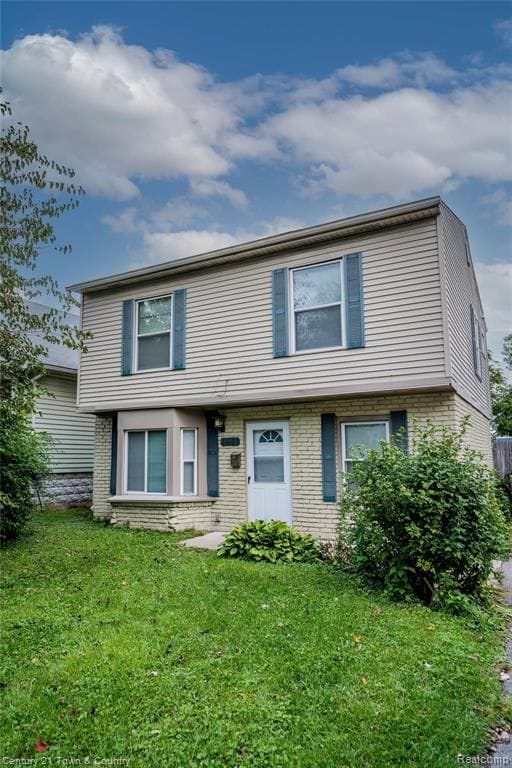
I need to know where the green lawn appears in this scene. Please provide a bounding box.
[0,510,507,767]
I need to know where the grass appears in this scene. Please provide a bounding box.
[0,509,508,767]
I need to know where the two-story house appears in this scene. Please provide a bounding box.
[68,197,491,539]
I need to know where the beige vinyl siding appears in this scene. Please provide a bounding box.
[440,204,491,417]
[34,374,95,472]
[79,217,446,411]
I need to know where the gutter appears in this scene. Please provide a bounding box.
[67,196,441,294]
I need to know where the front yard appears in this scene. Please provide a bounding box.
[0,510,507,767]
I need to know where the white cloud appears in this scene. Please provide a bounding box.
[101,207,140,233]
[141,217,304,263]
[481,188,512,226]
[261,81,512,198]
[1,26,240,199]
[102,198,205,234]
[190,179,248,208]
[495,18,512,47]
[474,261,512,351]
[2,27,511,203]
[337,52,456,89]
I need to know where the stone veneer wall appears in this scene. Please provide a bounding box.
[38,472,92,509]
[91,391,492,539]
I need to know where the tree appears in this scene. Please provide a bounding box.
[489,334,512,437]
[0,97,89,542]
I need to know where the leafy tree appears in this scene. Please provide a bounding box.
[489,334,512,436]
[503,333,512,370]
[0,97,89,542]
[339,421,508,613]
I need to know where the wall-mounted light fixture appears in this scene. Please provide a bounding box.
[214,414,225,432]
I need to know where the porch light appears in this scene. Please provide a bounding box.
[214,415,225,432]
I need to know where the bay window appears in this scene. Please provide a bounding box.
[126,430,167,493]
[181,428,197,495]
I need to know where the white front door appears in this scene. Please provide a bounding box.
[246,420,292,524]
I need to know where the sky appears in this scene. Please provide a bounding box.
[1,1,511,359]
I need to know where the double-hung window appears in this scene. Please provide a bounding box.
[181,428,197,495]
[126,430,167,493]
[291,261,343,352]
[136,296,172,371]
[341,421,389,474]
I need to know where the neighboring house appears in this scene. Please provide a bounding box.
[68,197,492,539]
[30,303,96,508]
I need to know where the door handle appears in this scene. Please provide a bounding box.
[248,475,251,484]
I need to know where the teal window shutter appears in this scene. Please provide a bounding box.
[121,300,134,375]
[172,289,187,369]
[344,253,365,349]
[390,410,408,453]
[272,268,289,358]
[321,413,337,502]
[206,413,219,497]
[109,413,118,496]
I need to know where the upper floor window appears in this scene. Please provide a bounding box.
[291,261,343,352]
[136,296,172,371]
[126,429,167,493]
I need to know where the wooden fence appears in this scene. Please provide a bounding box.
[493,437,512,478]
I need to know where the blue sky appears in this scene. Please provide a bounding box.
[2,1,511,357]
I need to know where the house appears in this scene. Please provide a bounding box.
[68,197,492,539]
[30,303,96,508]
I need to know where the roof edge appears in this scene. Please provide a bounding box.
[67,196,441,294]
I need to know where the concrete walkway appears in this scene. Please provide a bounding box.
[490,559,512,766]
[182,531,226,550]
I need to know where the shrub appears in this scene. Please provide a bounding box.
[217,520,320,564]
[339,420,508,610]
[0,408,51,544]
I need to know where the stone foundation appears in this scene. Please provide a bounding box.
[38,472,93,509]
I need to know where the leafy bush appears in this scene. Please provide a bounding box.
[0,407,51,544]
[339,421,508,610]
[217,520,320,563]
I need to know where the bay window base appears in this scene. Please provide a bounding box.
[109,497,216,532]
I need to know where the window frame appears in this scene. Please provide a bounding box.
[181,427,198,496]
[289,259,346,354]
[124,429,168,495]
[134,294,173,373]
[340,420,390,475]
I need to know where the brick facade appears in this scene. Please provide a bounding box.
[90,391,492,539]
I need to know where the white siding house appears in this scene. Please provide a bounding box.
[68,198,493,538]
[31,304,95,507]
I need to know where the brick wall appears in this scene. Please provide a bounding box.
[92,414,113,519]
[91,391,492,539]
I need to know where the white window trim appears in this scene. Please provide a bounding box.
[134,294,173,373]
[341,420,390,474]
[125,429,167,495]
[181,428,198,496]
[289,258,346,354]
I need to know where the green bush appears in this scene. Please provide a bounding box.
[339,421,508,611]
[0,408,51,544]
[217,520,320,564]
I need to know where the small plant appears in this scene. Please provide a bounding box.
[217,520,320,563]
[339,420,509,611]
